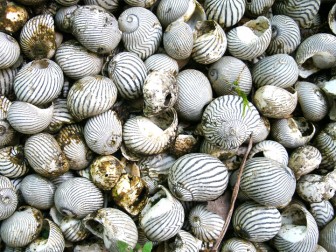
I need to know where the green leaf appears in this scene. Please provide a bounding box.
[142,242,153,252]
[232,79,250,117]
[117,240,132,252]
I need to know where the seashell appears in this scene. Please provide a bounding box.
[163,20,193,60]
[108,52,147,100]
[252,242,275,252]
[118,7,162,59]
[19,14,56,60]
[0,176,18,221]
[14,59,63,106]
[143,70,177,116]
[156,0,195,27]
[84,0,119,12]
[144,53,179,74]
[90,155,123,190]
[67,75,117,121]
[123,108,178,155]
[249,116,270,144]
[191,20,227,64]
[140,185,184,242]
[83,208,138,251]
[0,206,43,248]
[240,157,296,207]
[295,81,329,122]
[314,245,327,252]
[55,0,79,7]
[47,99,74,133]
[329,3,336,35]
[55,40,103,80]
[54,177,104,218]
[0,145,28,179]
[55,6,79,33]
[199,139,238,162]
[288,145,322,180]
[0,33,20,70]
[227,16,271,61]
[73,241,106,252]
[296,33,336,78]
[70,5,121,54]
[319,217,336,251]
[0,67,18,98]
[245,0,275,17]
[271,117,316,149]
[170,130,199,157]
[20,174,56,210]
[252,54,299,89]
[0,97,11,120]
[24,133,69,178]
[221,238,257,252]
[124,0,157,8]
[202,95,260,149]
[186,0,206,31]
[204,0,245,28]
[0,120,16,148]
[7,101,54,135]
[310,201,334,228]
[59,217,89,242]
[50,171,75,188]
[273,0,321,28]
[267,15,301,55]
[273,203,319,252]
[165,230,202,252]
[26,219,65,252]
[232,201,282,242]
[208,56,252,96]
[174,69,213,122]
[0,1,29,34]
[249,140,288,166]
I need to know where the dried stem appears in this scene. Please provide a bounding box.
[212,135,254,251]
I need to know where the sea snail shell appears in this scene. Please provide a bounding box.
[0,145,28,179]
[0,175,18,221]
[0,33,20,70]
[221,238,257,252]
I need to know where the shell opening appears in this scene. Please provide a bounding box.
[40,220,51,240]
[195,21,216,38]
[246,17,270,36]
[31,59,50,69]
[295,119,315,137]
[164,93,172,106]
[84,219,104,238]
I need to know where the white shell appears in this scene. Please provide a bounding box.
[0,145,28,179]
[249,140,288,165]
[319,217,336,251]
[310,201,334,228]
[0,33,20,69]
[144,53,179,74]
[221,238,257,252]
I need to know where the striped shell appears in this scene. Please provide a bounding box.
[252,54,299,89]
[174,69,213,122]
[208,56,252,96]
[221,238,257,252]
[202,95,260,149]
[24,133,69,178]
[26,219,65,252]
[50,171,75,188]
[67,75,117,121]
[0,206,43,247]
[108,52,147,100]
[319,217,336,251]
[273,203,319,252]
[227,16,271,61]
[55,6,79,33]
[189,204,224,242]
[83,208,138,251]
[0,176,18,221]
[59,217,89,242]
[315,245,328,252]
[199,140,238,162]
[310,201,334,228]
[84,0,119,12]
[192,20,227,64]
[0,145,28,179]
[118,7,162,59]
[70,5,121,54]
[7,101,54,135]
[186,1,207,31]
[249,140,288,166]
[47,99,74,133]
[249,116,270,144]
[273,0,321,28]
[54,177,104,218]
[139,185,184,242]
[204,0,245,28]
[55,40,103,80]
[240,157,296,207]
[124,0,156,8]
[0,67,18,98]
[168,153,228,201]
[55,0,79,7]
[166,230,202,251]
[0,33,20,70]
[271,117,316,149]
[232,201,282,242]
[0,120,16,148]
[288,145,322,180]
[329,3,336,35]
[144,54,179,74]
[123,108,178,155]
[19,14,56,60]
[295,81,329,122]
[267,15,301,55]
[245,0,275,17]
[14,59,63,105]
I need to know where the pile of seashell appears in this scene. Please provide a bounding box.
[1,0,336,251]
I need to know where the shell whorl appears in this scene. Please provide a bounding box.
[0,33,20,70]
[0,145,28,179]
[0,176,18,221]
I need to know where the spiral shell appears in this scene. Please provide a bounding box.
[202,95,260,149]
[319,217,336,251]
[59,217,89,242]
[0,176,18,221]
[0,206,43,247]
[47,98,74,133]
[168,153,228,201]
[0,145,28,179]
[227,16,271,60]
[267,15,301,55]
[144,54,179,74]
[204,0,245,28]
[252,54,299,89]
[249,140,288,166]
[118,7,162,59]
[0,33,20,70]
[7,101,54,135]
[232,201,282,242]
[14,59,63,105]
[24,133,69,178]
[310,201,334,228]
[221,238,257,252]
[240,157,296,207]
[55,6,79,33]
[19,14,56,60]
[70,5,121,54]
[108,52,147,100]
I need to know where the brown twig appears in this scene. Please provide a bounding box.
[212,135,254,251]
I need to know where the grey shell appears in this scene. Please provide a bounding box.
[329,3,336,35]
[118,7,162,59]
[59,217,89,242]
[0,145,28,179]
[319,217,336,252]
[55,0,79,7]
[0,176,18,221]
[310,201,334,228]
[249,140,288,166]
[0,33,20,69]
[0,119,16,148]
[124,0,157,8]
[165,230,202,252]
[0,67,18,97]
[50,171,75,187]
[84,0,119,12]
[240,157,296,207]
[54,177,104,218]
[221,238,257,252]
[47,98,74,133]
[55,6,79,33]
[245,0,275,17]
[144,53,179,74]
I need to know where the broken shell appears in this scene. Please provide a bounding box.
[249,140,288,166]
[309,201,334,228]
[0,145,28,179]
